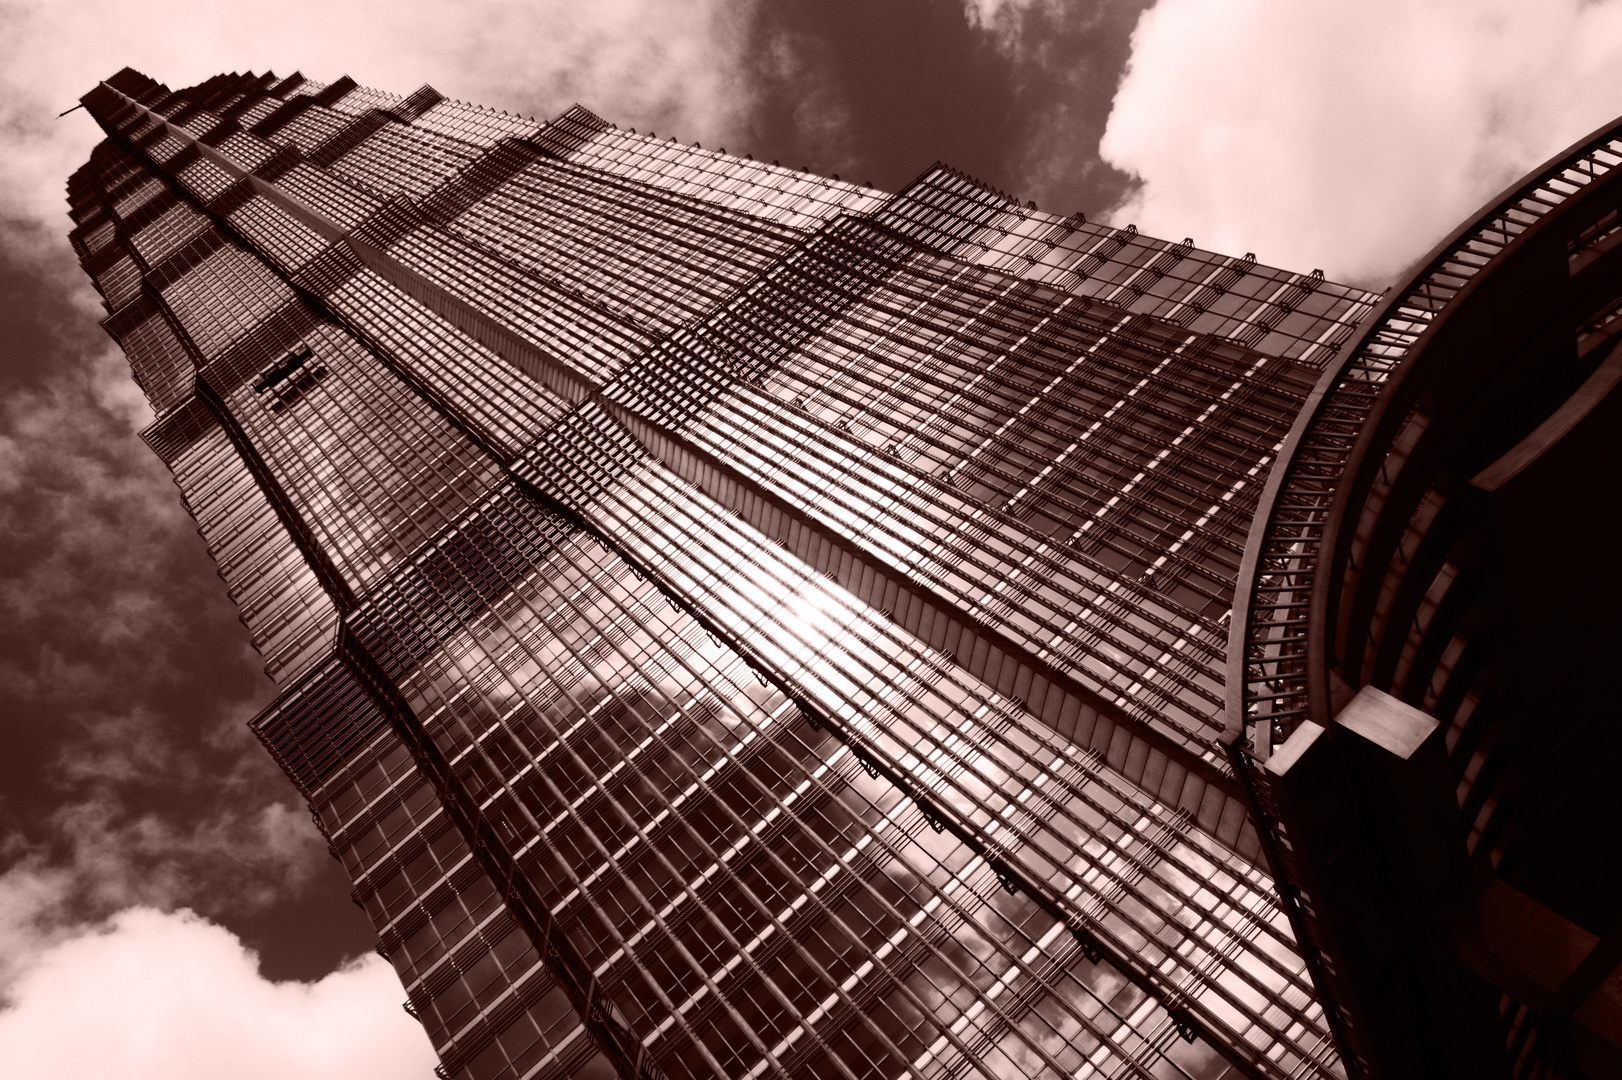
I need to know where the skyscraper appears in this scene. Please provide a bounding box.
[68,65,1620,1080]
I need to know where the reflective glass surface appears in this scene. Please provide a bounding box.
[72,67,1385,1080]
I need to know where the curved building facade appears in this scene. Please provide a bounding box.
[1230,119,1622,1078]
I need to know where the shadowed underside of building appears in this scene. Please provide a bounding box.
[67,64,1621,1080]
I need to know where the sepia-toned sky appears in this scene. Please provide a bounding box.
[4,1,1622,1076]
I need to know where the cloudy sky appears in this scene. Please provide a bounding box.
[4,0,1622,1075]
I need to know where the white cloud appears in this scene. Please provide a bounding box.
[0,860,78,993]
[1100,0,1622,285]
[961,0,1030,31]
[0,352,200,665]
[0,906,435,1080]
[43,790,329,914]
[756,27,861,176]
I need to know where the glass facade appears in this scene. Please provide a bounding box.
[71,66,1381,1080]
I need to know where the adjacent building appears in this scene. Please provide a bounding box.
[1228,113,1622,1079]
[69,65,1619,1080]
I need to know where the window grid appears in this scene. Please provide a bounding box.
[76,69,1384,1080]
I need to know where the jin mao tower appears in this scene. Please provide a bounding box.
[69,64,1494,1080]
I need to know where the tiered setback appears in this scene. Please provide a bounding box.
[70,66,1378,1080]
